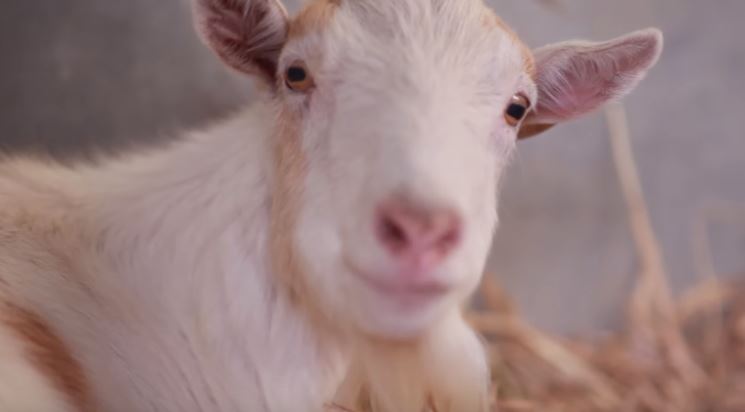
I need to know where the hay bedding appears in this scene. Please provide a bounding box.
[475,275,745,412]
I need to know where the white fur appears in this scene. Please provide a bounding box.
[0,104,360,410]
[283,0,529,339]
[0,0,662,410]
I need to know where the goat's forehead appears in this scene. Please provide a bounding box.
[290,0,533,77]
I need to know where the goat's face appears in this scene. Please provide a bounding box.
[196,0,662,339]
[277,0,529,338]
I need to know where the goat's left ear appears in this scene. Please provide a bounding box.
[194,0,289,85]
[519,29,663,139]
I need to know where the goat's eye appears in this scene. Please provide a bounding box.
[284,61,314,92]
[505,94,531,127]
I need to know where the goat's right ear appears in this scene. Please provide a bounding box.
[518,29,663,139]
[194,0,289,85]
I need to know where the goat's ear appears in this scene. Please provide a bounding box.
[518,29,663,139]
[194,0,289,85]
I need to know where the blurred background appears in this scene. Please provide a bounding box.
[1,0,743,336]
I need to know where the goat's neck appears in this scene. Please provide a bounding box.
[81,101,346,408]
[90,102,275,302]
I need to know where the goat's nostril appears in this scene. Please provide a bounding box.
[379,215,408,253]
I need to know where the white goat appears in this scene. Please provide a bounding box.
[0,0,662,411]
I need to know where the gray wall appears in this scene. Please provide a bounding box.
[1,0,743,334]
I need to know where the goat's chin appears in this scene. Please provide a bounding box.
[343,278,458,341]
[355,306,447,342]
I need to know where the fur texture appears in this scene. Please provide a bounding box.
[0,0,662,410]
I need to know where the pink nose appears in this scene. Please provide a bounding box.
[375,198,461,270]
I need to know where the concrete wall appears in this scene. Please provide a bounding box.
[1,0,743,334]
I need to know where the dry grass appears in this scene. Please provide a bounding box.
[470,104,745,412]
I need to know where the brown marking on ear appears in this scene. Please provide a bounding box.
[518,122,554,139]
[483,10,535,78]
[289,0,340,39]
[1,302,92,412]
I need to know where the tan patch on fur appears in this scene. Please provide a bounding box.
[483,10,535,78]
[268,109,307,298]
[1,302,91,412]
[289,0,340,39]
[268,108,339,337]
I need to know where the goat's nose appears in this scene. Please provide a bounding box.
[375,199,461,270]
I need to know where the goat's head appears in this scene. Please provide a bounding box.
[195,0,662,340]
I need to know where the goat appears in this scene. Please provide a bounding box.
[0,0,663,411]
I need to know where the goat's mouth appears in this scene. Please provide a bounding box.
[343,259,453,310]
